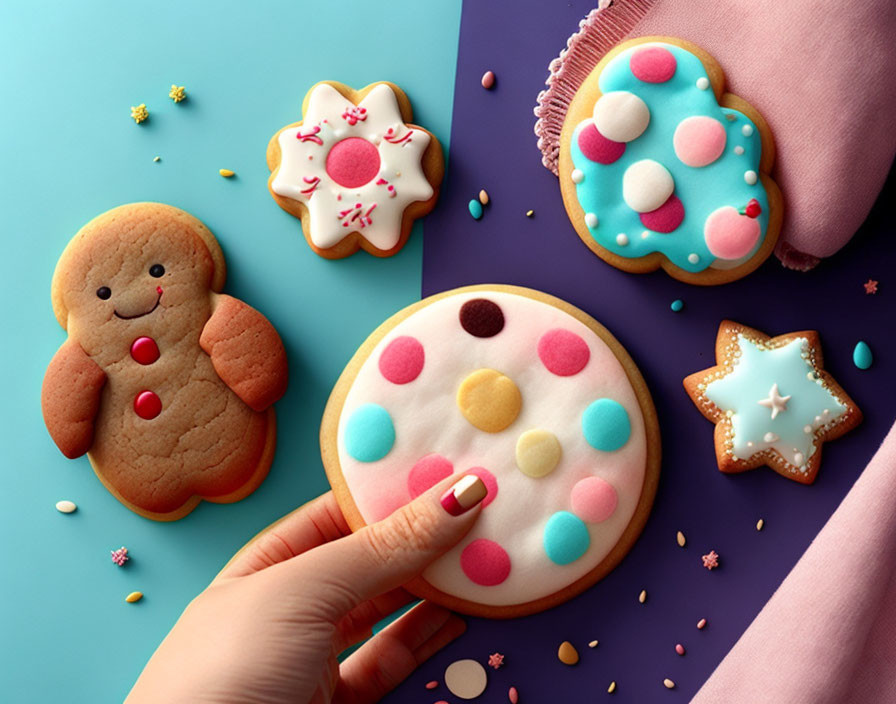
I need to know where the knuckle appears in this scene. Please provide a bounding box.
[363,502,440,566]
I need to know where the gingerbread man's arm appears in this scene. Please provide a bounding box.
[200,295,288,412]
[42,341,106,459]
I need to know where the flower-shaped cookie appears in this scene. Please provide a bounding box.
[267,81,443,259]
[559,37,783,285]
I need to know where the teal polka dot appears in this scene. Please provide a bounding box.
[344,404,395,462]
[544,511,590,565]
[582,398,631,451]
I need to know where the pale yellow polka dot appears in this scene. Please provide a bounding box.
[515,429,562,477]
[457,368,522,433]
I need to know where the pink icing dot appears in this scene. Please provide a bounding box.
[325,137,380,188]
[640,193,685,233]
[463,467,498,508]
[673,116,727,167]
[630,46,677,83]
[704,206,762,260]
[460,539,511,586]
[538,329,591,376]
[378,336,425,385]
[570,476,618,523]
[577,122,625,165]
[408,454,454,499]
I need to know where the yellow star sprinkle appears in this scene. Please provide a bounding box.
[169,84,186,103]
[130,104,149,124]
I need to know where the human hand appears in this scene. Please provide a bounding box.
[126,473,488,704]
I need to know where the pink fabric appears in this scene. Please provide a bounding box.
[535,0,896,269]
[694,420,896,704]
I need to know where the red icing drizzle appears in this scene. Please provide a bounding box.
[577,122,625,165]
[134,390,162,420]
[640,194,685,233]
[130,336,160,365]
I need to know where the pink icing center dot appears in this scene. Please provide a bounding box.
[325,137,380,188]
[570,476,618,523]
[640,193,685,233]
[577,122,625,165]
[629,46,677,83]
[538,329,591,376]
[378,336,425,385]
[460,539,511,586]
[673,116,727,167]
[704,206,762,260]
[408,454,454,499]
[463,467,498,508]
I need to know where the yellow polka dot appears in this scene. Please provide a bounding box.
[515,429,562,477]
[457,369,522,433]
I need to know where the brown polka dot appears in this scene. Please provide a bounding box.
[459,299,504,338]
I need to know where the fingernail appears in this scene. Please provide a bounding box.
[440,475,487,516]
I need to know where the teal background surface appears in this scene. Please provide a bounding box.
[0,1,462,701]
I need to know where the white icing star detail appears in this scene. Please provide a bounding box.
[757,383,791,419]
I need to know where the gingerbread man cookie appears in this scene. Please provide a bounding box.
[322,285,660,617]
[267,81,443,259]
[684,321,862,484]
[42,203,288,520]
[559,37,782,285]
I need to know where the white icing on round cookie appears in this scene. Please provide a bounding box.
[332,289,650,608]
[271,83,434,251]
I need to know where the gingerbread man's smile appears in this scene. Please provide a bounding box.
[114,287,163,320]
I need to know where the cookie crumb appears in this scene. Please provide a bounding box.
[670,299,684,313]
[479,189,489,205]
[481,70,496,90]
[219,169,235,178]
[863,279,878,295]
[487,652,504,669]
[663,678,676,690]
[125,591,143,603]
[756,518,764,531]
[153,156,161,162]
[697,618,707,630]
[55,500,77,514]
[130,104,149,124]
[588,640,599,648]
[638,589,647,603]
[608,681,617,694]
[469,199,483,220]
[676,530,686,547]
[425,681,438,690]
[675,643,685,656]
[557,641,579,665]
[701,550,719,570]
[508,686,519,703]
[169,85,187,103]
[525,209,534,218]
[110,546,129,566]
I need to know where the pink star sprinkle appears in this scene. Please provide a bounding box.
[111,547,129,566]
[487,652,505,669]
[863,279,879,295]
[701,550,719,570]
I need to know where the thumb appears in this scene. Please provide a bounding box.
[302,473,487,615]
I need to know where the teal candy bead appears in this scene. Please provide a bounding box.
[543,511,591,565]
[853,341,873,370]
[670,299,684,312]
[344,403,395,462]
[468,199,483,220]
[582,398,631,451]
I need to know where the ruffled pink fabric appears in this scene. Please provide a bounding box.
[534,0,896,269]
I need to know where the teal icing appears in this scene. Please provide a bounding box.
[569,43,770,272]
[543,511,591,565]
[344,403,396,462]
[582,398,631,451]
[704,335,847,469]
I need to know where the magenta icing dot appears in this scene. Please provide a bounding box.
[538,329,591,377]
[325,137,381,188]
[378,336,425,385]
[629,46,677,83]
[640,194,685,233]
[460,539,511,586]
[704,206,761,260]
[570,476,618,523]
[673,116,727,167]
[407,454,454,499]
[577,122,625,165]
[464,467,498,508]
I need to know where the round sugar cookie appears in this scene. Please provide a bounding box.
[321,285,660,618]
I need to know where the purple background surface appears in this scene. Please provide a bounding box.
[386,1,896,702]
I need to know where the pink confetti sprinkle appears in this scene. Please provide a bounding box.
[425,681,438,690]
[488,652,505,669]
[697,618,708,630]
[864,279,879,294]
[481,70,496,89]
[508,685,519,703]
[675,643,686,656]
[702,550,720,570]
[110,547,129,566]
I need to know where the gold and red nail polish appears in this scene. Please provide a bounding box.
[440,475,487,516]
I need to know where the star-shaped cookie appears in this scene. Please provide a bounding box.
[684,321,862,484]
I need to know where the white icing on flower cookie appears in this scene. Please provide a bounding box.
[322,286,660,616]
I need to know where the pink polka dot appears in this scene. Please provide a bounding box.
[570,477,618,523]
[325,137,380,188]
[673,116,727,167]
[378,336,425,385]
[407,454,453,498]
[538,329,591,376]
[463,467,498,508]
[630,46,677,83]
[577,122,625,164]
[460,539,511,586]
[640,194,685,233]
[704,206,761,260]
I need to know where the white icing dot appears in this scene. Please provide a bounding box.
[744,170,758,185]
[688,253,699,264]
[742,124,754,137]
[593,91,650,143]
[622,159,675,213]
[616,233,629,246]
[764,432,779,443]
[584,212,599,228]
[793,452,805,466]
[815,415,822,423]
[696,77,710,90]
[571,169,584,184]
[734,146,744,155]
[641,230,650,239]
[804,425,813,433]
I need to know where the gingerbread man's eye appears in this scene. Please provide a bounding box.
[149,264,165,278]
[96,286,112,300]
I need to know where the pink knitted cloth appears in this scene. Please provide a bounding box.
[693,419,896,703]
[535,0,896,270]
